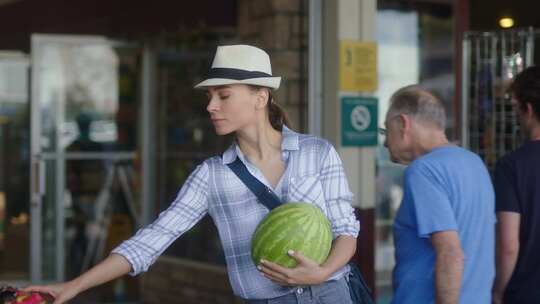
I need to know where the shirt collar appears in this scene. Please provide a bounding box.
[221,125,300,165]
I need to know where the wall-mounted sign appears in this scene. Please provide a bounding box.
[341,96,378,147]
[340,41,377,92]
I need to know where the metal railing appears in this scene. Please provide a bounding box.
[461,28,540,171]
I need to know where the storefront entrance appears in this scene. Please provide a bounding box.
[0,34,150,292]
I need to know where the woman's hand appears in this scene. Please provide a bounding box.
[257,250,329,286]
[23,254,132,304]
[23,280,80,304]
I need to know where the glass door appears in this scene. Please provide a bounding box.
[0,51,30,282]
[30,34,146,285]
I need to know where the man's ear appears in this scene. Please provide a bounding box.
[398,113,416,140]
[397,114,410,132]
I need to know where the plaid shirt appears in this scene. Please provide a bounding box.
[112,127,360,300]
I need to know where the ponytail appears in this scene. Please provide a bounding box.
[249,85,290,131]
[267,91,290,131]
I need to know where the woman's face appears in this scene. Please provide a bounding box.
[206,84,265,135]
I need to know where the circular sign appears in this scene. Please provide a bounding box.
[350,105,371,132]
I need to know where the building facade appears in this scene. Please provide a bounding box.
[0,0,466,302]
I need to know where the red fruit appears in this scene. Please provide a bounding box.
[10,291,48,304]
[0,287,51,304]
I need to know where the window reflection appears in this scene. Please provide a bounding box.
[39,43,123,151]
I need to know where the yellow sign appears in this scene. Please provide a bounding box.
[340,41,378,92]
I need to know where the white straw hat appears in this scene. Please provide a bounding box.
[194,45,281,90]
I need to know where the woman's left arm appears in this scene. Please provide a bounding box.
[259,235,356,285]
[319,235,357,279]
[259,142,359,285]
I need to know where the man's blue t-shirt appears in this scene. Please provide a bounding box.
[392,146,495,304]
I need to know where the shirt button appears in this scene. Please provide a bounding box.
[296,287,303,295]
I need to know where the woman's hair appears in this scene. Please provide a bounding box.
[249,85,290,131]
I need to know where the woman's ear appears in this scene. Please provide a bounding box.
[255,88,270,109]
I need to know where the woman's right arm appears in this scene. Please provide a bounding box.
[26,161,211,303]
[25,253,131,304]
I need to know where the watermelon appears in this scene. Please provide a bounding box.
[251,202,333,268]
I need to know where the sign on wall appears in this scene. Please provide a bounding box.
[341,96,378,147]
[339,40,377,92]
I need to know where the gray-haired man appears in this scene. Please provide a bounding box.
[383,85,495,303]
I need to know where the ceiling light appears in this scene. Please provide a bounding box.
[499,17,515,28]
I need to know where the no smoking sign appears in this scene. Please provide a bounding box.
[341,96,378,147]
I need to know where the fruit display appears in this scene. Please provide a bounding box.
[251,202,333,268]
[0,286,53,304]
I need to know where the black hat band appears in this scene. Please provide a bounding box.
[206,68,273,80]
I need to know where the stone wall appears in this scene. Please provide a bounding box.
[237,0,309,132]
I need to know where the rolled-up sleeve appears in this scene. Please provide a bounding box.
[112,162,209,275]
[319,144,360,238]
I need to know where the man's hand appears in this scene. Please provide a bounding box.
[257,250,329,286]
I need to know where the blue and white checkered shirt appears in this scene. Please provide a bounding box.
[112,126,360,300]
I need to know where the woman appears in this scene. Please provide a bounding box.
[26,44,360,304]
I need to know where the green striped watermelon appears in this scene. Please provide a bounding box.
[251,202,333,268]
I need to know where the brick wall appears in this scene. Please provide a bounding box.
[238,0,309,132]
[141,1,309,303]
[141,256,244,304]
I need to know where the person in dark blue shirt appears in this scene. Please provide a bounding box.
[493,66,540,304]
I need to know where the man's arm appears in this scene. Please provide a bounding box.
[492,211,520,304]
[431,230,464,304]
